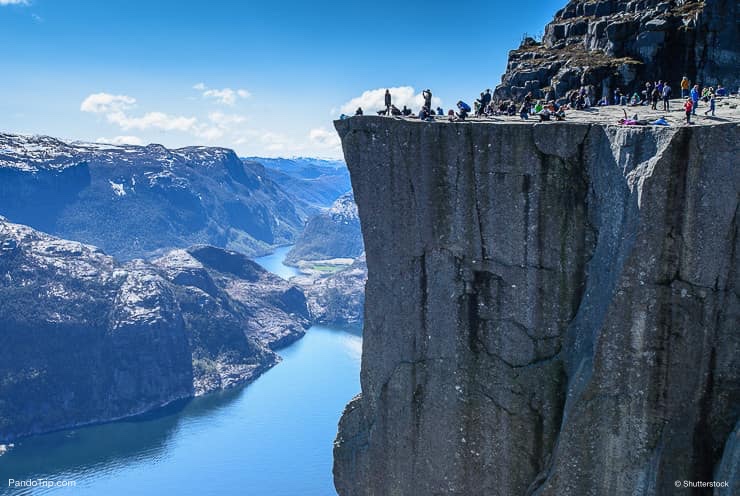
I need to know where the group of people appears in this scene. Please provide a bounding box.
[349,77,728,125]
[604,77,724,124]
[682,79,720,124]
[353,87,571,123]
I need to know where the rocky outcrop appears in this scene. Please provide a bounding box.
[295,254,367,327]
[333,116,739,495]
[285,191,366,325]
[0,133,308,260]
[496,0,740,101]
[0,218,310,442]
[286,192,364,264]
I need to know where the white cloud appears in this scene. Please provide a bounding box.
[193,126,224,141]
[208,112,246,126]
[81,92,199,133]
[234,129,289,151]
[339,86,442,115]
[186,112,249,142]
[107,111,198,132]
[80,90,341,157]
[194,83,251,105]
[80,93,135,114]
[309,127,340,151]
[96,135,144,146]
[0,0,29,5]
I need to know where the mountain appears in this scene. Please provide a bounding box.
[245,157,351,211]
[333,116,739,495]
[0,133,308,260]
[294,255,366,327]
[245,157,347,177]
[285,191,363,264]
[495,0,740,101]
[283,191,366,326]
[0,217,310,442]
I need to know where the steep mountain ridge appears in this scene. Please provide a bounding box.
[0,133,307,260]
[0,217,310,442]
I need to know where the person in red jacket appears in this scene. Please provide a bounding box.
[684,98,693,124]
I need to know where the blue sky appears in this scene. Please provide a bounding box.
[1,0,564,157]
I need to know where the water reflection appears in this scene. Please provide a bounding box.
[1,325,361,496]
[0,247,362,496]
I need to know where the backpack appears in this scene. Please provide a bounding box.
[459,101,471,112]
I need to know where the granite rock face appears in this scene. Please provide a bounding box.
[0,219,310,442]
[333,116,739,495]
[496,0,740,101]
[0,133,307,260]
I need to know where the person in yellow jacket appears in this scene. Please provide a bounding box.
[681,76,690,98]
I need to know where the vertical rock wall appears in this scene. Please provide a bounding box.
[333,117,739,495]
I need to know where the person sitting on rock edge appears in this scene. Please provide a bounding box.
[456,100,470,121]
[355,107,364,116]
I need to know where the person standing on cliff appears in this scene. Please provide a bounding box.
[684,97,693,124]
[690,84,700,115]
[384,89,392,116]
[681,77,690,98]
[662,83,672,110]
[704,91,716,116]
[422,89,432,110]
[644,81,653,103]
[651,85,660,110]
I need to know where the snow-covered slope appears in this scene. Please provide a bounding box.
[0,133,308,259]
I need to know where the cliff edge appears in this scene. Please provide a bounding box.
[333,116,739,495]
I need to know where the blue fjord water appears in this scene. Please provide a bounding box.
[0,247,362,496]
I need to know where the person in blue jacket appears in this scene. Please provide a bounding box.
[456,101,470,120]
[690,84,700,115]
